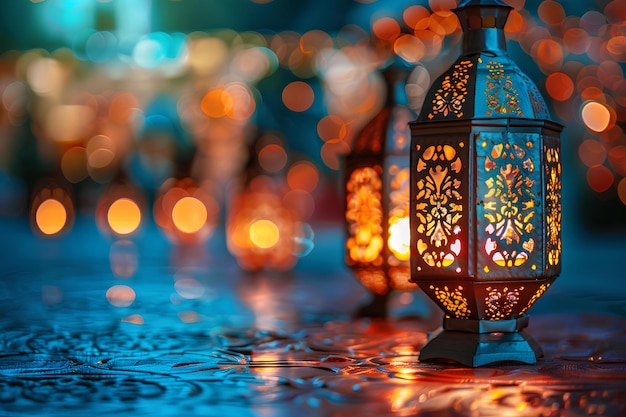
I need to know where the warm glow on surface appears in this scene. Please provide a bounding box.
[618,178,626,205]
[388,217,411,261]
[36,199,67,235]
[174,277,205,299]
[249,219,280,249]
[107,198,141,235]
[172,197,207,234]
[201,88,233,118]
[581,101,611,132]
[106,285,136,308]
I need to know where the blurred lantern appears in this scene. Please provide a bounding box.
[226,133,304,272]
[30,181,74,237]
[96,181,145,238]
[154,177,219,245]
[410,0,563,366]
[344,66,418,317]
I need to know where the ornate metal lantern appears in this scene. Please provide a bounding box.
[410,0,563,366]
[344,67,418,316]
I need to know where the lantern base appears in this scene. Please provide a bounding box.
[419,316,543,367]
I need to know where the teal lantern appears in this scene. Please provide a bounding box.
[410,0,563,366]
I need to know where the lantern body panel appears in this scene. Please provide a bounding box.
[411,119,562,321]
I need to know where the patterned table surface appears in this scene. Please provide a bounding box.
[1,220,625,416]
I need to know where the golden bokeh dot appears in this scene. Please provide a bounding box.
[618,177,626,205]
[249,219,280,249]
[172,197,207,234]
[581,101,611,132]
[586,164,614,193]
[107,198,141,235]
[36,199,67,235]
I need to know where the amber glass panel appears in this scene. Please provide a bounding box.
[476,131,543,278]
[413,142,466,275]
[345,166,384,267]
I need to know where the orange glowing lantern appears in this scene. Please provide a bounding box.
[30,182,74,237]
[226,175,299,272]
[410,0,563,366]
[226,133,313,272]
[154,177,219,244]
[343,66,418,316]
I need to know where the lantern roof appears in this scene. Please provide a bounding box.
[418,0,551,122]
[348,66,415,158]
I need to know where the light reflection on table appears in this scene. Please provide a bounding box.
[0,219,625,417]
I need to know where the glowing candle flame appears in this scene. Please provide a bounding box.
[106,285,136,307]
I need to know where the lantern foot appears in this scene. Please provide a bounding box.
[419,316,543,367]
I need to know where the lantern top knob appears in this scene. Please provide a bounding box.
[415,0,552,122]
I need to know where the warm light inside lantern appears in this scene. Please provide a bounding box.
[171,196,207,234]
[36,198,67,235]
[107,198,141,235]
[388,216,410,260]
[249,219,280,249]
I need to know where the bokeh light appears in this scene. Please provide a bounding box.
[545,72,574,102]
[172,196,208,234]
[249,219,280,249]
[110,240,139,279]
[581,101,611,132]
[107,198,142,235]
[35,199,67,236]
[618,178,626,205]
[106,285,136,308]
[282,81,314,112]
[61,147,89,183]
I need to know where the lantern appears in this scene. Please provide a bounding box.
[226,133,307,272]
[344,66,418,316]
[410,0,563,366]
